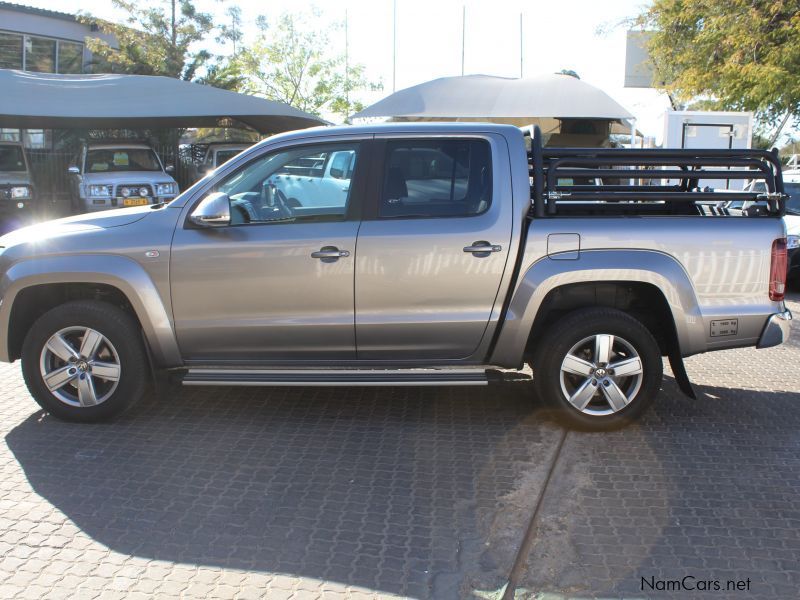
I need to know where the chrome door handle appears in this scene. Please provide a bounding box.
[463,242,502,253]
[311,247,350,260]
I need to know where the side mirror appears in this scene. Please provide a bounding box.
[189,192,231,227]
[165,164,175,173]
[67,165,80,174]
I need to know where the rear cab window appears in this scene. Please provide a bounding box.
[379,139,492,219]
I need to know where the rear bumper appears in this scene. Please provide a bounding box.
[757,310,792,349]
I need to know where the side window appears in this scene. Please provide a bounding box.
[215,142,360,225]
[380,139,492,218]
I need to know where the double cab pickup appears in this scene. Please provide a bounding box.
[0,123,792,430]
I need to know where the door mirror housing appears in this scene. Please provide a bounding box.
[189,192,231,227]
[165,164,175,173]
[67,165,80,174]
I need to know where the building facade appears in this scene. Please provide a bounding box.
[0,2,117,74]
[0,2,118,147]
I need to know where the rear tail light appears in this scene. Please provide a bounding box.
[769,238,788,301]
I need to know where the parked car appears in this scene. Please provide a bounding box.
[266,148,355,209]
[201,143,251,173]
[184,142,252,184]
[724,175,800,286]
[0,123,791,430]
[67,142,179,214]
[0,141,35,218]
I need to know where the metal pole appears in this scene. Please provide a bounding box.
[461,5,465,76]
[519,12,523,78]
[392,0,397,92]
[345,9,349,120]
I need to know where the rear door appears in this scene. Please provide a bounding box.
[354,134,514,360]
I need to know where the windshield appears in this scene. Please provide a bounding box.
[785,182,800,215]
[86,148,162,173]
[0,145,26,172]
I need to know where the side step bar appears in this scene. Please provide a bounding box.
[182,368,490,387]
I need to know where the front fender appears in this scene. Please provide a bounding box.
[490,249,705,368]
[0,254,182,366]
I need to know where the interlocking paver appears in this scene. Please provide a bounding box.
[0,292,797,599]
[516,293,800,599]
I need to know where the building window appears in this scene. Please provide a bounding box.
[0,129,21,143]
[58,40,83,74]
[23,129,48,149]
[0,32,23,69]
[0,31,84,73]
[25,36,56,72]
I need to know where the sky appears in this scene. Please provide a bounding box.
[25,0,673,140]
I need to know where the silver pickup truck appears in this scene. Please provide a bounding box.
[0,123,792,430]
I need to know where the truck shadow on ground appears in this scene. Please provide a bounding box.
[5,382,564,599]
[7,375,800,599]
[521,377,800,600]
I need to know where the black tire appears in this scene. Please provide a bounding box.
[21,300,148,422]
[532,308,663,431]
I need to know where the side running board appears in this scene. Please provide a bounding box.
[182,368,490,387]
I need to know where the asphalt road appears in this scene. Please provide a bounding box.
[0,293,797,599]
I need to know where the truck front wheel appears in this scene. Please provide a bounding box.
[533,308,663,430]
[21,301,148,422]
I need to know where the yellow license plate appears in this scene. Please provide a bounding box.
[123,197,149,206]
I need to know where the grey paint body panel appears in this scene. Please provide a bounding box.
[170,220,360,360]
[0,122,790,374]
[354,132,518,360]
[491,216,787,367]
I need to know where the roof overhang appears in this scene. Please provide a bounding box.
[0,70,326,133]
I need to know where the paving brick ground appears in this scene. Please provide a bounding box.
[0,293,797,599]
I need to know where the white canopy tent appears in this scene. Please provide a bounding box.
[0,69,325,133]
[353,73,638,143]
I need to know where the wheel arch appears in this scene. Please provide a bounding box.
[0,255,182,367]
[489,249,706,368]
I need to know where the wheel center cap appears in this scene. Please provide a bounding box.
[76,360,89,372]
[594,367,607,378]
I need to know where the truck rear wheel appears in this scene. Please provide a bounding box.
[533,308,663,431]
[21,301,148,422]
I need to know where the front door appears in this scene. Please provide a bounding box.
[355,136,513,360]
[170,141,365,362]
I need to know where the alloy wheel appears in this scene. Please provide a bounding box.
[39,327,121,407]
[559,334,644,416]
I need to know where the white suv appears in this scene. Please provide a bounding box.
[68,143,179,213]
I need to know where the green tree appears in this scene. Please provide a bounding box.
[193,59,245,91]
[236,11,382,122]
[635,0,800,145]
[79,0,214,80]
[216,4,244,56]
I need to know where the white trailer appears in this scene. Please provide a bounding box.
[662,110,753,190]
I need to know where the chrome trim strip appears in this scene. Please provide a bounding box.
[183,380,488,387]
[182,367,490,386]
[186,368,488,376]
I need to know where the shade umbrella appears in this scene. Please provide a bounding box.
[353,73,636,136]
[0,69,326,133]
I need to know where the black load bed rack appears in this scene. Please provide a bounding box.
[526,125,786,218]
